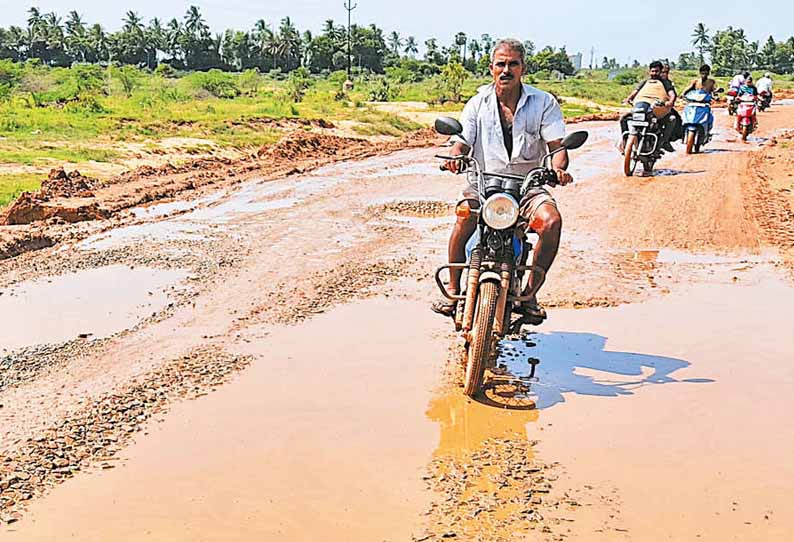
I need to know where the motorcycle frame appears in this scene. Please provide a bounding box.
[433,156,547,336]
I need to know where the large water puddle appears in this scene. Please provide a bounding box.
[0,266,187,353]
[5,273,794,540]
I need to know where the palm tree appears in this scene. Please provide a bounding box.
[404,36,418,58]
[455,32,467,63]
[279,17,301,69]
[388,31,402,56]
[691,22,709,64]
[65,11,88,62]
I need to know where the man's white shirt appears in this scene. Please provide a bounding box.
[757,77,773,94]
[452,83,566,174]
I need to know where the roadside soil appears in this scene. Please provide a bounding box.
[1,104,794,540]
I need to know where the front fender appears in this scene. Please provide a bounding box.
[478,271,502,284]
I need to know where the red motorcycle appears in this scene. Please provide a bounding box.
[758,90,772,112]
[735,95,757,141]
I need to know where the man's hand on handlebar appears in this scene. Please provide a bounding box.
[441,158,467,174]
[554,169,573,186]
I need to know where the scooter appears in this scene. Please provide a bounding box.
[682,88,722,154]
[735,95,757,141]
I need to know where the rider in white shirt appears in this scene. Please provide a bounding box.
[730,72,750,91]
[757,73,773,97]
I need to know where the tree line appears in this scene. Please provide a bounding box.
[1,8,793,77]
[680,23,794,75]
[0,6,575,76]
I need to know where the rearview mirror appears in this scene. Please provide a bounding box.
[715,87,725,93]
[434,117,463,136]
[561,131,588,150]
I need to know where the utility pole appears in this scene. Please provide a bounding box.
[344,0,357,80]
[589,46,595,70]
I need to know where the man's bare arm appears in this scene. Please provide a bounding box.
[547,139,572,185]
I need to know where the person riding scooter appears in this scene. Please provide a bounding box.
[620,60,677,152]
[683,64,716,95]
[735,76,759,131]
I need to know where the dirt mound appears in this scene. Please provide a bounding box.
[774,88,794,100]
[39,168,102,199]
[1,169,108,226]
[568,112,621,123]
[257,131,371,162]
[371,199,453,218]
[231,117,335,130]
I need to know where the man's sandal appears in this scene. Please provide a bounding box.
[515,301,547,325]
[431,300,457,318]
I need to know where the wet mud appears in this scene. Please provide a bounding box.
[2,105,794,539]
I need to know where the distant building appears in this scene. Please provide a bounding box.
[568,52,583,71]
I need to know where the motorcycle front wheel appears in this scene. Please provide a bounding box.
[623,134,639,177]
[464,281,498,397]
[741,125,749,141]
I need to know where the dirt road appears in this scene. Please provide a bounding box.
[2,103,794,540]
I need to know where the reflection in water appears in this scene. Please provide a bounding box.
[426,390,538,458]
[500,332,701,410]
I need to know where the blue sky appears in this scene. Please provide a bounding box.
[3,0,792,64]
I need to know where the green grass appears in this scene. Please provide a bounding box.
[0,173,42,208]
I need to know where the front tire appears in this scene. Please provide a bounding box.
[464,281,498,397]
[741,124,749,141]
[623,134,638,177]
[685,131,696,154]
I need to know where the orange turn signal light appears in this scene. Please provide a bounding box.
[455,201,471,219]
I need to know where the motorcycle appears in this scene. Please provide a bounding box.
[433,116,588,397]
[758,90,772,112]
[726,88,739,115]
[735,94,757,141]
[622,100,669,176]
[682,88,723,154]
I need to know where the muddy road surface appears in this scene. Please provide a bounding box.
[2,104,794,541]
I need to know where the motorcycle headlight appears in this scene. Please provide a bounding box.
[482,193,519,230]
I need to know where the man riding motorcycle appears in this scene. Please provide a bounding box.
[620,61,677,153]
[757,72,773,107]
[661,63,683,146]
[730,71,750,92]
[431,38,572,324]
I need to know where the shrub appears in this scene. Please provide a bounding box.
[614,70,640,85]
[286,67,312,103]
[189,69,240,99]
[113,65,141,97]
[0,60,22,100]
[368,76,396,101]
[239,68,263,96]
[154,63,176,78]
[439,62,467,103]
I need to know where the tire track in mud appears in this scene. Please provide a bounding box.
[0,346,251,525]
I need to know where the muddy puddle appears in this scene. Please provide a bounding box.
[0,266,187,353]
[4,298,446,541]
[487,268,794,540]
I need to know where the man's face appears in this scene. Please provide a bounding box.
[700,69,710,78]
[649,66,661,79]
[490,48,523,92]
